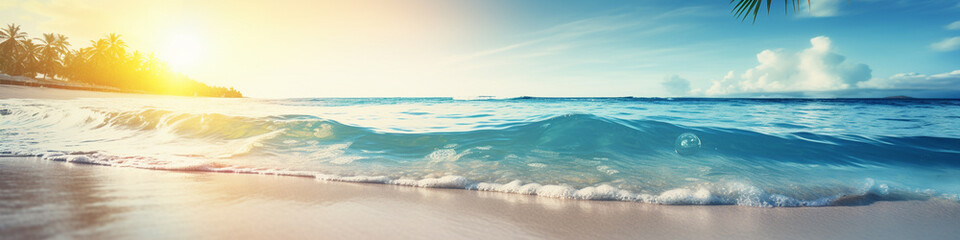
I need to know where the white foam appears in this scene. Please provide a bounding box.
[17,151,917,208]
[426,148,468,162]
[41,153,218,171]
[596,165,619,175]
[526,163,547,168]
[573,185,635,200]
[475,180,543,195]
[534,185,577,199]
[390,176,471,188]
[315,174,391,183]
[646,188,714,205]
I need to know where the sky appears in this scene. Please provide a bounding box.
[1,0,959,98]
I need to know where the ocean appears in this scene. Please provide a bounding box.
[2,97,959,207]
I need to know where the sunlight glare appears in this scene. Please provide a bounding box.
[162,34,203,72]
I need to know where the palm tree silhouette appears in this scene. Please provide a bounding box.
[53,34,71,79]
[15,39,40,77]
[126,51,145,71]
[0,24,29,73]
[88,38,112,66]
[104,33,127,60]
[36,33,65,80]
[62,48,90,81]
[0,23,240,97]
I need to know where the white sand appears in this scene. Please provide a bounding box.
[1,157,959,240]
[0,84,182,99]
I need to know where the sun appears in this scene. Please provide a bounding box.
[162,34,203,72]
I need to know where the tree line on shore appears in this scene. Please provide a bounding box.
[0,23,242,97]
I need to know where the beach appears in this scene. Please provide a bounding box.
[0,84,182,99]
[3,85,960,239]
[2,157,960,240]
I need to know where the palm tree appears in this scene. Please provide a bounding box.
[14,39,40,77]
[36,33,63,79]
[104,33,127,60]
[88,38,111,66]
[54,34,70,53]
[53,34,71,78]
[0,24,28,73]
[142,52,164,77]
[144,53,161,72]
[2,22,243,97]
[730,0,811,22]
[62,48,90,81]
[127,50,145,70]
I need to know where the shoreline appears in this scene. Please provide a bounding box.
[10,152,943,208]
[0,74,242,98]
[0,83,185,99]
[2,157,960,239]
[0,74,142,94]
[0,78,132,94]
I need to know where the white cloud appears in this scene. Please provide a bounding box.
[660,75,691,96]
[801,0,843,17]
[947,21,960,30]
[706,36,871,95]
[859,70,960,90]
[931,37,960,52]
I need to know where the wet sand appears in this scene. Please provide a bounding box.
[0,85,182,100]
[2,157,959,240]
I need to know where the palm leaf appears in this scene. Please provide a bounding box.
[730,0,811,23]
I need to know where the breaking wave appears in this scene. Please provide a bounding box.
[2,97,959,207]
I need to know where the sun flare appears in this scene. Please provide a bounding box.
[162,34,203,72]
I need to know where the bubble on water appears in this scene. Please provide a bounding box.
[674,133,701,156]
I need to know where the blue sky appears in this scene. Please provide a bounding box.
[454,0,960,97]
[2,0,959,97]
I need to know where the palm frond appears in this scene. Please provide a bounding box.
[730,0,811,23]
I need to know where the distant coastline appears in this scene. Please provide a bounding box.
[1,23,242,98]
[1,73,126,93]
[0,73,241,97]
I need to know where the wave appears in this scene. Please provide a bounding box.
[2,102,960,207]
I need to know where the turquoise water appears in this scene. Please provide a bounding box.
[2,97,959,206]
